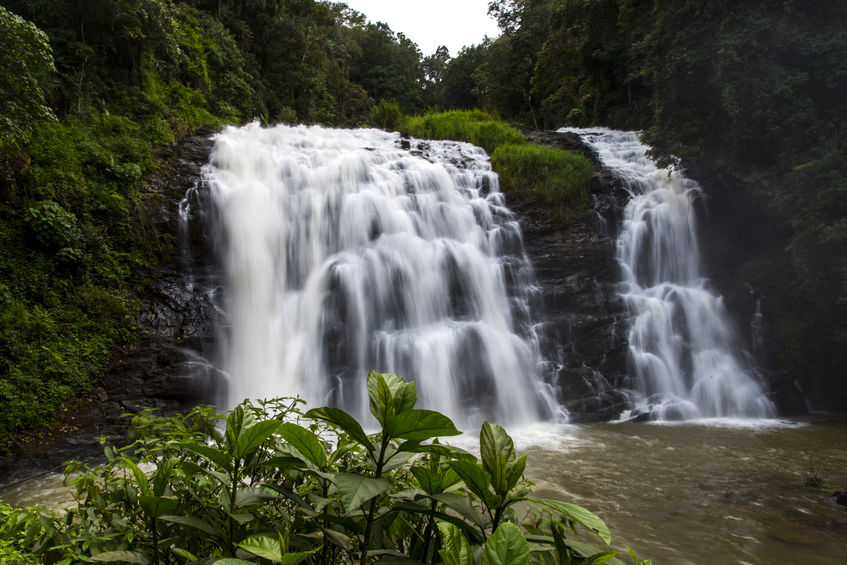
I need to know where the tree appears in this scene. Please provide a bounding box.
[0,6,56,157]
[421,45,450,108]
[347,22,424,113]
[440,42,489,110]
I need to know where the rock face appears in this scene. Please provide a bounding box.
[513,130,633,421]
[0,128,223,487]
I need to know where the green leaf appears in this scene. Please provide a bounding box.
[411,467,442,496]
[450,460,492,503]
[391,502,484,543]
[213,559,256,565]
[139,495,178,519]
[524,497,611,545]
[228,512,256,525]
[160,514,222,537]
[234,419,280,460]
[122,458,150,497]
[381,445,416,472]
[305,406,374,451]
[153,457,179,496]
[172,548,198,562]
[480,422,515,493]
[335,473,391,512]
[181,461,231,486]
[180,441,232,471]
[263,482,313,511]
[280,549,320,565]
[367,370,395,426]
[626,546,651,565]
[321,527,353,551]
[91,551,150,564]
[254,456,303,471]
[506,454,527,491]
[386,409,461,441]
[403,442,477,462]
[234,486,278,508]
[432,493,490,530]
[582,551,621,565]
[225,405,253,452]
[363,550,421,563]
[481,522,529,565]
[392,379,418,414]
[437,522,475,565]
[278,422,327,468]
[236,535,283,562]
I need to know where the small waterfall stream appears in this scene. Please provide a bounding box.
[563,128,775,419]
[201,123,558,428]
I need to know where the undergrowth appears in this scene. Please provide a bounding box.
[0,372,650,565]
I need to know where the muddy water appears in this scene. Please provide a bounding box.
[2,417,845,563]
[513,416,847,564]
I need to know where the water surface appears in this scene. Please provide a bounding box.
[514,415,847,564]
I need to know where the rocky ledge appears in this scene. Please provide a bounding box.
[511,129,633,421]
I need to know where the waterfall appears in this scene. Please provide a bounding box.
[201,123,558,428]
[562,128,774,419]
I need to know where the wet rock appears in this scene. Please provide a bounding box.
[831,490,847,506]
[508,129,633,422]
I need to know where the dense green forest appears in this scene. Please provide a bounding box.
[1,0,845,452]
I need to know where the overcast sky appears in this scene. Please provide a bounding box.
[340,0,501,57]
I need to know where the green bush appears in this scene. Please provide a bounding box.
[492,143,594,219]
[0,372,650,565]
[369,99,403,131]
[399,110,593,220]
[24,200,81,249]
[401,110,525,154]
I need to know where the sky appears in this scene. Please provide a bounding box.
[340,0,501,57]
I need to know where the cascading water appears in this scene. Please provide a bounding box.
[562,128,775,419]
[202,123,559,428]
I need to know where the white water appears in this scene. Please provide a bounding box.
[561,128,775,419]
[203,123,558,428]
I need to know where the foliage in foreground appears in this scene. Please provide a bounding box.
[0,372,649,565]
[398,110,593,220]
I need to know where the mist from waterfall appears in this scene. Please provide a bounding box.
[202,123,559,429]
[562,128,775,420]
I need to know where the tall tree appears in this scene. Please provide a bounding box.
[0,6,56,158]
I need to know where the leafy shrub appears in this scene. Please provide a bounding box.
[401,110,525,154]
[369,99,403,131]
[0,6,56,155]
[492,144,594,219]
[24,200,81,249]
[0,372,650,565]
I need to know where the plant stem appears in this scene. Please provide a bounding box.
[419,498,438,563]
[359,434,389,565]
[228,459,240,556]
